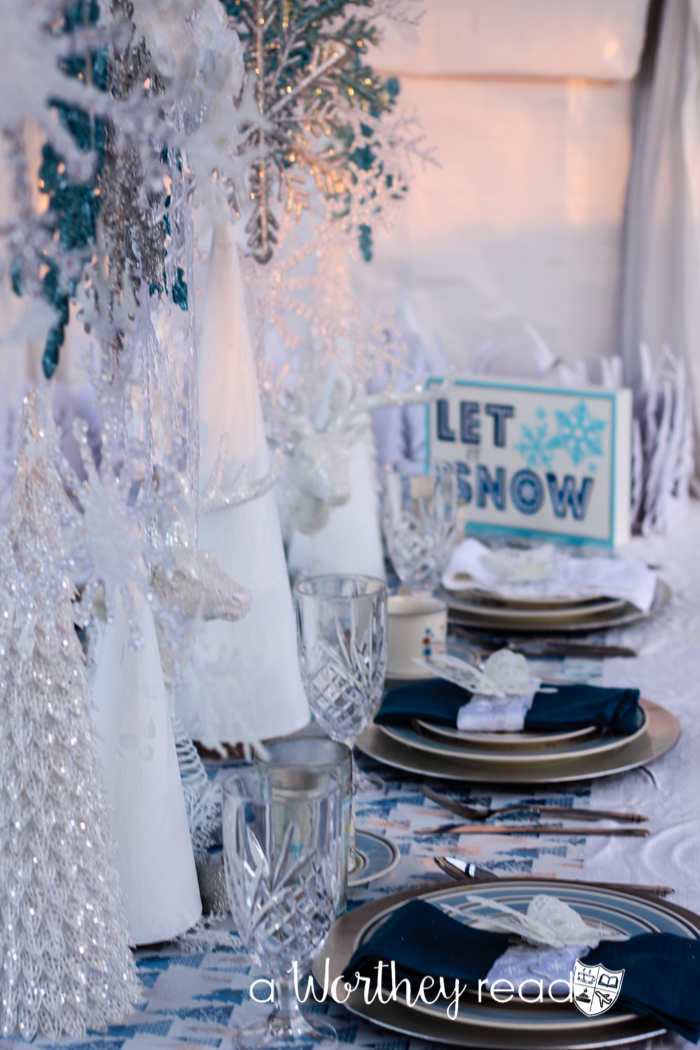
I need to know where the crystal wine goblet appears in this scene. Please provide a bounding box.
[382,460,458,594]
[222,767,343,1050]
[294,574,388,791]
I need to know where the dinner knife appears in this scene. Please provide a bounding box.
[417,822,650,837]
[421,785,648,824]
[510,641,638,659]
[434,856,674,897]
[447,624,637,659]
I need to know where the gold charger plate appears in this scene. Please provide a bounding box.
[443,580,671,635]
[313,880,690,1047]
[356,699,679,784]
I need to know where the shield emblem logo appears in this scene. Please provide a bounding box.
[573,960,625,1016]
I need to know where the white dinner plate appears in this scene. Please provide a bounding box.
[443,580,671,636]
[414,720,599,751]
[446,587,609,610]
[444,594,626,625]
[379,706,648,765]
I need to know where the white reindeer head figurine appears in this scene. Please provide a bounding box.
[265,360,446,535]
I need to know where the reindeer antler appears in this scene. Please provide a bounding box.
[200,432,282,515]
[359,377,449,415]
[263,357,449,448]
[261,375,316,450]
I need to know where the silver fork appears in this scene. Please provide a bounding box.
[421,785,648,824]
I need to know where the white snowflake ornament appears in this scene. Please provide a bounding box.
[462,893,629,949]
[415,649,540,699]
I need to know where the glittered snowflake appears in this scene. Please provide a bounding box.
[551,401,606,466]
[514,411,556,469]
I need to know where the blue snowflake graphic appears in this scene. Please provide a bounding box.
[514,421,556,469]
[514,401,607,469]
[551,401,606,466]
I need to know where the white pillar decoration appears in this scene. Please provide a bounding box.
[92,584,202,945]
[175,218,309,746]
[287,425,386,580]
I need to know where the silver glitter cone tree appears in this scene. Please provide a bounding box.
[0,395,141,1041]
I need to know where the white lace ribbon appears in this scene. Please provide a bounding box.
[456,693,536,732]
[414,649,541,732]
[485,944,589,992]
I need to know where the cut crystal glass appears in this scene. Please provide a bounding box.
[294,575,388,791]
[382,461,458,595]
[222,768,343,1049]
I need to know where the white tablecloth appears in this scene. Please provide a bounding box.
[579,503,700,1050]
[585,503,700,915]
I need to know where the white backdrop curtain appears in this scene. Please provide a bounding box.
[619,0,700,460]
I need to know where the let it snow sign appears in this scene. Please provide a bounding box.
[426,377,632,547]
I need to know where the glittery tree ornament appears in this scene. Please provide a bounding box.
[0,393,141,1041]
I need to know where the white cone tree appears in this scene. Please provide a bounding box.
[91,582,203,945]
[0,395,141,1040]
[175,217,309,746]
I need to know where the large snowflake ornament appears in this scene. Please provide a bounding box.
[60,421,152,643]
[221,0,430,263]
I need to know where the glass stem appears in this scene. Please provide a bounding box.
[342,738,357,780]
[275,976,302,1034]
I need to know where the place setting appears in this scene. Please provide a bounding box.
[314,877,700,1049]
[358,644,680,785]
[440,538,672,635]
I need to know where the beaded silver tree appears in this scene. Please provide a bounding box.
[0,394,141,1040]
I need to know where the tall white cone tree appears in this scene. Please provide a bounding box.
[0,395,141,1040]
[91,582,203,946]
[175,218,309,746]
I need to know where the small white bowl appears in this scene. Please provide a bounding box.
[387,594,448,679]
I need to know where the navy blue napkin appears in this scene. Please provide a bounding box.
[345,899,700,1041]
[375,680,640,735]
[346,898,511,987]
